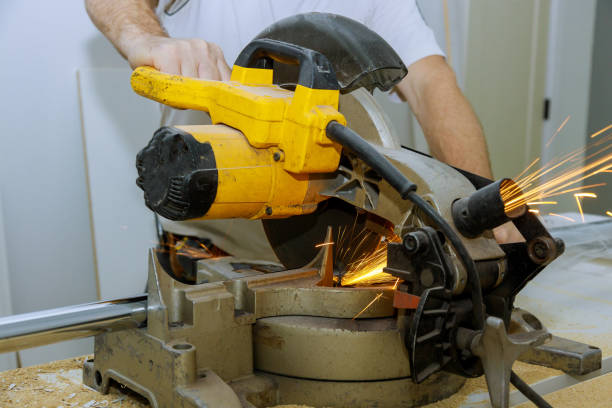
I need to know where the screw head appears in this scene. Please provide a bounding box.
[265,206,273,216]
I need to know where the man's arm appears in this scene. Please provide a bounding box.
[85,0,230,80]
[396,56,524,242]
[396,55,492,178]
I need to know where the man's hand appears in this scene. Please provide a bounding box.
[124,35,231,80]
[493,222,525,244]
[86,0,230,80]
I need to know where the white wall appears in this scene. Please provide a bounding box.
[0,2,128,366]
[541,0,596,212]
[0,193,17,370]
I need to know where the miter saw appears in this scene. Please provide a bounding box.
[0,13,603,408]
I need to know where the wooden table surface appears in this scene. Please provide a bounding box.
[2,353,610,408]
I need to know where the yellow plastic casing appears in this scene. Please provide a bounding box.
[131,66,346,175]
[177,124,325,219]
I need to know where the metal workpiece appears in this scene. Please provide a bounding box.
[0,295,146,354]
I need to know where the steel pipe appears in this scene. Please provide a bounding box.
[0,295,147,354]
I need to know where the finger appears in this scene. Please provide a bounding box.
[196,60,221,80]
[217,59,232,81]
[155,51,181,76]
[179,48,198,78]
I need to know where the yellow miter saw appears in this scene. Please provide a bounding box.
[1,13,600,408]
[130,13,568,408]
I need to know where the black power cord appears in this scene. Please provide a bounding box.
[326,121,552,408]
[511,371,553,408]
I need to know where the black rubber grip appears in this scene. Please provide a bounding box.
[234,38,339,90]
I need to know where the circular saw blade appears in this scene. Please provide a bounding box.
[262,198,382,270]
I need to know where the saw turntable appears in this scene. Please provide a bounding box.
[0,13,603,408]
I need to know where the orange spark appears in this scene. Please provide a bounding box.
[545,115,571,147]
[527,201,557,205]
[528,209,540,214]
[574,192,597,198]
[352,292,384,320]
[574,192,597,223]
[548,213,576,222]
[590,123,612,138]
[315,241,334,248]
[392,278,400,290]
[515,157,540,181]
[341,234,400,286]
[606,211,612,217]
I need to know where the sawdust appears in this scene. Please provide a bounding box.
[0,356,147,408]
[0,356,571,408]
[421,361,562,408]
[515,372,612,408]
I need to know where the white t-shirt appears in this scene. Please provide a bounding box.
[151,0,444,261]
[156,0,443,70]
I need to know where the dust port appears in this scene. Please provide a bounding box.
[452,178,526,238]
[172,343,194,351]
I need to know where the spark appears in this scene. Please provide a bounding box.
[527,201,557,205]
[352,292,384,320]
[606,211,612,217]
[545,115,570,147]
[514,157,540,181]
[574,192,597,223]
[392,278,400,290]
[590,123,612,138]
[574,192,597,198]
[341,236,399,286]
[315,241,334,248]
[528,209,540,214]
[501,141,612,213]
[548,213,576,222]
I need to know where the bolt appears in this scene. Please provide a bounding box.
[527,236,555,264]
[265,206,273,216]
[532,241,548,260]
[273,150,284,162]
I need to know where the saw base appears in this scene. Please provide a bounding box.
[82,250,465,407]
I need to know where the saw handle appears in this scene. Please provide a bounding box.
[234,38,339,91]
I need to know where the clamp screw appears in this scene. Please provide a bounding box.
[265,206,273,215]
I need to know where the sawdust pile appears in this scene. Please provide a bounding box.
[420,361,561,408]
[0,356,317,408]
[515,372,612,408]
[0,356,146,408]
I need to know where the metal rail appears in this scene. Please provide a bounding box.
[0,295,147,354]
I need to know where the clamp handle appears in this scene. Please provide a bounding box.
[471,316,550,408]
[234,38,339,90]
